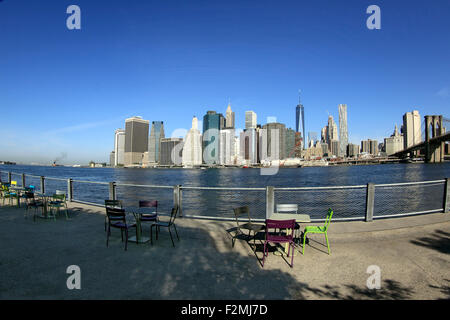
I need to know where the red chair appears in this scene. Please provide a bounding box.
[262,219,296,268]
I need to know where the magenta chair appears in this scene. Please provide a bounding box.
[262,219,296,268]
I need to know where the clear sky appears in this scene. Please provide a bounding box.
[1,0,449,165]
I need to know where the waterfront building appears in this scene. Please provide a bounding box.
[114,129,125,166]
[308,132,318,148]
[385,125,404,156]
[240,128,259,165]
[148,121,165,164]
[285,128,297,158]
[321,126,327,143]
[109,151,115,167]
[403,110,422,157]
[219,128,235,165]
[347,143,360,158]
[296,100,306,150]
[182,117,203,166]
[338,104,348,157]
[261,122,286,160]
[225,104,235,129]
[361,139,378,155]
[159,138,183,166]
[330,140,340,157]
[370,139,379,155]
[327,116,339,146]
[203,111,221,164]
[245,111,257,129]
[124,116,149,166]
[304,142,323,160]
[321,143,329,156]
[361,140,370,154]
[234,135,241,165]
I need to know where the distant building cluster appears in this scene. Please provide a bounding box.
[108,97,427,167]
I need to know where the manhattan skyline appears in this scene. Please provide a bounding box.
[1,0,449,164]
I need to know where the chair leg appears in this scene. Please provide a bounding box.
[150,225,154,245]
[106,225,110,247]
[290,242,294,268]
[325,232,330,255]
[262,242,266,267]
[169,227,175,247]
[125,229,128,251]
[302,232,308,255]
[173,224,180,240]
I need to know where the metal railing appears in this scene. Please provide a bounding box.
[1,170,449,222]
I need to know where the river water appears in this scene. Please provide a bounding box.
[1,163,449,220]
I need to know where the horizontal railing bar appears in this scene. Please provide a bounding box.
[373,209,443,218]
[181,186,266,191]
[375,180,445,187]
[44,177,67,181]
[72,180,110,185]
[115,183,173,189]
[275,185,366,190]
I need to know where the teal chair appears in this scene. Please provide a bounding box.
[302,208,333,255]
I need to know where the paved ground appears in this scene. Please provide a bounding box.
[0,201,449,300]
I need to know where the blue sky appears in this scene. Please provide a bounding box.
[1,0,449,164]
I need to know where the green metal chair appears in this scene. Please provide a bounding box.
[48,193,69,220]
[302,208,333,255]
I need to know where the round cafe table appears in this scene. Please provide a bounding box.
[124,207,158,244]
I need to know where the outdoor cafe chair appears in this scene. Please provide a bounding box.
[104,200,123,231]
[231,206,265,248]
[2,185,17,206]
[262,219,296,268]
[276,204,308,244]
[150,206,179,247]
[302,208,333,255]
[48,192,69,220]
[106,207,136,251]
[23,191,44,220]
[138,200,158,233]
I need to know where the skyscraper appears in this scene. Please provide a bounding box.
[203,111,221,164]
[219,128,235,165]
[261,122,287,160]
[403,110,422,149]
[114,128,125,166]
[245,111,257,129]
[225,103,235,129]
[182,117,202,166]
[338,104,348,157]
[240,128,258,165]
[124,116,149,166]
[159,138,183,166]
[285,128,296,158]
[296,100,305,150]
[148,121,165,164]
[385,125,404,156]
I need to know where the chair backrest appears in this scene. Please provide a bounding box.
[53,194,66,201]
[265,219,296,241]
[105,199,123,208]
[323,208,333,231]
[276,204,298,214]
[139,200,158,210]
[106,207,126,221]
[56,190,66,196]
[11,181,17,186]
[233,206,251,227]
[168,206,179,225]
[24,191,35,199]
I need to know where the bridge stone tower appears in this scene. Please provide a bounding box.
[424,115,445,163]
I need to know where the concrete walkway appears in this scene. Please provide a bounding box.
[0,202,449,300]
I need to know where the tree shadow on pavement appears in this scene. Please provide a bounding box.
[410,229,450,255]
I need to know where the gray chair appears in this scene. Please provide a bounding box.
[232,206,265,248]
[276,204,303,244]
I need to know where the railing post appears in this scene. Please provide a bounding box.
[266,186,274,219]
[444,178,450,213]
[40,176,45,194]
[8,172,12,183]
[109,182,116,201]
[174,185,182,217]
[22,173,26,187]
[179,185,183,217]
[67,179,73,202]
[365,183,375,222]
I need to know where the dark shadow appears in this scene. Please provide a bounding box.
[410,229,450,255]
[429,279,450,300]
[290,279,415,300]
